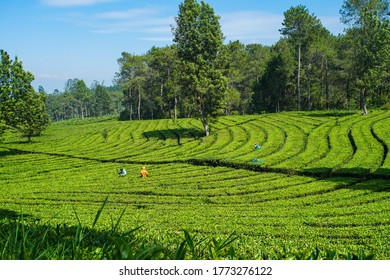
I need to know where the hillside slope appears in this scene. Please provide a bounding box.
[1,110,389,259]
[2,110,390,177]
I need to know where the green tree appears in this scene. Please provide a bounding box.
[172,0,227,136]
[340,0,389,26]
[221,41,247,115]
[106,85,124,116]
[221,41,271,115]
[252,39,296,113]
[46,92,64,121]
[244,44,271,114]
[62,78,92,119]
[0,119,6,141]
[116,53,149,121]
[93,84,113,116]
[74,79,92,119]
[280,5,328,111]
[147,45,181,120]
[0,50,49,141]
[340,0,390,113]
[304,33,339,110]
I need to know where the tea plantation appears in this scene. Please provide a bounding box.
[0,110,389,259]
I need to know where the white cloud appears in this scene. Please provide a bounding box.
[96,8,159,19]
[221,11,284,45]
[140,36,173,42]
[41,0,114,7]
[36,73,63,79]
[90,17,173,34]
[93,9,285,45]
[91,8,174,37]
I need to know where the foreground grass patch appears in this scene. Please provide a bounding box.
[0,200,378,260]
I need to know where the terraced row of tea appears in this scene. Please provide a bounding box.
[0,110,389,258]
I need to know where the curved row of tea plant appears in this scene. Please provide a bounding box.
[1,110,389,259]
[0,148,389,258]
[3,110,389,178]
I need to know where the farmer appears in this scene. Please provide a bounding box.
[140,166,149,178]
[254,143,261,150]
[118,168,127,176]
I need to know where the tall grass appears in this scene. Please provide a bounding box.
[0,198,375,260]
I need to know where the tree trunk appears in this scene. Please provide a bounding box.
[308,80,312,111]
[160,83,164,116]
[200,110,210,136]
[201,118,210,136]
[325,58,329,110]
[138,85,141,120]
[174,94,177,121]
[360,88,368,115]
[128,87,132,121]
[297,42,301,111]
[81,103,84,119]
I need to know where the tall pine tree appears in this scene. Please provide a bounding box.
[280,5,328,111]
[340,0,390,113]
[0,50,49,141]
[172,0,227,136]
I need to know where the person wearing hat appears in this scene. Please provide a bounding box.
[140,166,149,178]
[254,143,262,150]
[118,168,127,176]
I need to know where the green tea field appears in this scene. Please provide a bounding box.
[0,110,389,259]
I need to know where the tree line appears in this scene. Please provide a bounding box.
[44,79,123,122]
[115,0,389,131]
[1,0,389,140]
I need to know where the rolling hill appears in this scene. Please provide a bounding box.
[0,110,389,259]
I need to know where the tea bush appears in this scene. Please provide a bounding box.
[0,110,389,259]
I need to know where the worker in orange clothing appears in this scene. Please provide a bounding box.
[140,166,149,178]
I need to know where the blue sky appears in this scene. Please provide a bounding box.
[1,0,346,93]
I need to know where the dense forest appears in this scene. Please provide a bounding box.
[8,0,390,128]
[43,0,389,125]
[44,80,123,122]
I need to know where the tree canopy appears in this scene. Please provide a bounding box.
[0,50,49,141]
[172,0,227,136]
[340,0,390,113]
[43,0,389,128]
